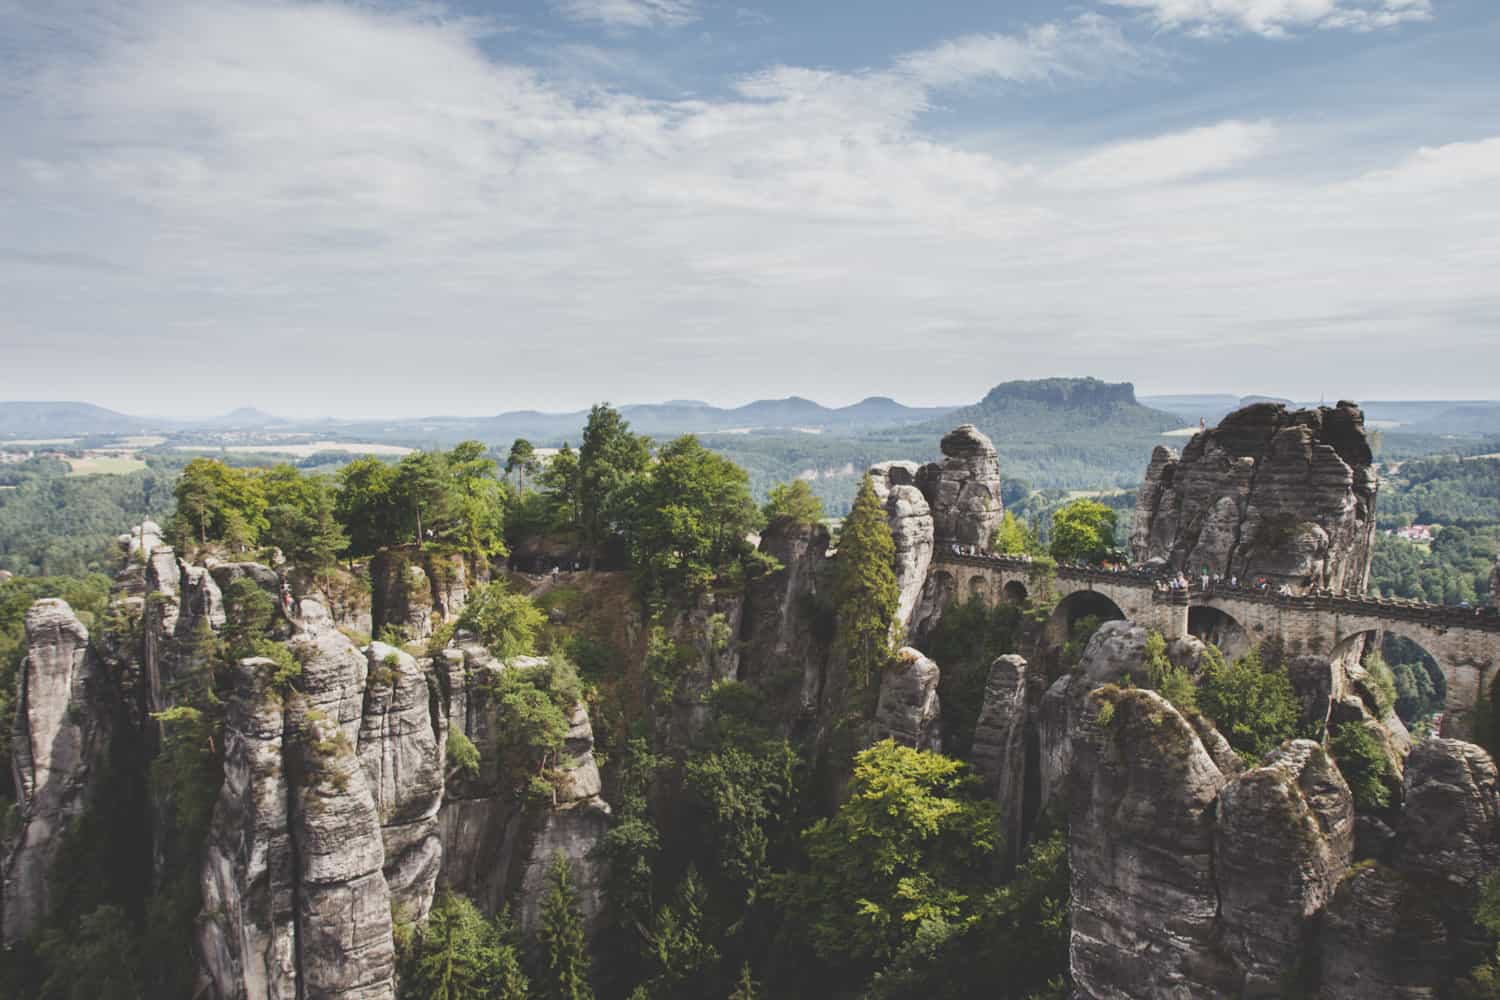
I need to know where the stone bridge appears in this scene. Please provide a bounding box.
[929,552,1500,737]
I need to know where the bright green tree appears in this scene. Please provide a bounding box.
[397,891,528,1000]
[443,441,508,558]
[394,450,451,545]
[539,444,582,531]
[1197,646,1299,763]
[639,868,720,999]
[170,458,269,549]
[335,456,401,558]
[623,435,760,598]
[537,852,595,1000]
[780,740,1001,978]
[579,404,651,568]
[833,474,900,689]
[991,511,1043,557]
[257,465,346,569]
[1048,499,1117,564]
[458,582,545,660]
[762,479,824,525]
[728,964,760,1000]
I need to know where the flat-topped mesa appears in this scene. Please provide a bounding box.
[914,424,1004,551]
[1131,400,1379,592]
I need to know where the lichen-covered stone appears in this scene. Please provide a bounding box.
[1068,686,1232,999]
[970,654,1029,854]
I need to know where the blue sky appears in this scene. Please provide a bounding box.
[1,0,1497,417]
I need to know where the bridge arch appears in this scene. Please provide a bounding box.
[1045,589,1128,650]
[1188,605,1251,661]
[1331,627,1448,730]
[1003,579,1029,605]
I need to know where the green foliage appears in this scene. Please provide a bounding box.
[459,582,546,660]
[833,474,900,690]
[622,435,761,599]
[780,741,1001,980]
[1459,874,1500,999]
[507,439,539,490]
[0,456,172,576]
[257,464,347,568]
[1197,646,1299,764]
[336,443,508,560]
[447,727,481,779]
[397,891,529,1000]
[922,596,1023,757]
[991,511,1044,557]
[537,444,582,532]
[335,456,402,557]
[1328,722,1394,812]
[637,868,721,999]
[171,457,269,550]
[538,853,595,1000]
[728,963,761,1000]
[1047,499,1117,565]
[580,404,652,568]
[1370,525,1497,606]
[37,904,145,1000]
[1361,653,1399,718]
[479,657,583,801]
[762,480,825,525]
[866,828,1071,1000]
[1144,630,1198,713]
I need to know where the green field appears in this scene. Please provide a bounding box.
[66,455,148,476]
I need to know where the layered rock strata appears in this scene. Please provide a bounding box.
[1131,401,1379,591]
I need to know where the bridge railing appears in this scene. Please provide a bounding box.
[932,551,1500,633]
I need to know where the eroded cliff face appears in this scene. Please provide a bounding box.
[1131,401,1379,591]
[1052,618,1498,1000]
[914,424,1003,551]
[868,462,934,635]
[1,600,108,945]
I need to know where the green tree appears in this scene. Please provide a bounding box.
[991,511,1044,557]
[763,479,824,525]
[579,404,651,568]
[1197,646,1299,763]
[398,891,529,1000]
[1048,499,1117,564]
[170,458,268,550]
[335,456,401,558]
[257,465,346,569]
[458,582,546,660]
[623,435,760,598]
[780,741,1001,979]
[394,451,451,545]
[1328,721,1394,811]
[537,852,595,1000]
[539,444,582,531]
[833,474,900,689]
[444,441,507,558]
[37,904,144,1000]
[507,439,539,491]
[640,868,720,999]
[728,964,760,1000]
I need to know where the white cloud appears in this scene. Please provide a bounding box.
[0,0,1495,413]
[898,14,1152,88]
[550,0,698,29]
[1102,0,1432,38]
[1049,120,1276,189]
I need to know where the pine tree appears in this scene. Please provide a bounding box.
[833,474,900,689]
[538,852,595,1000]
[728,963,760,1000]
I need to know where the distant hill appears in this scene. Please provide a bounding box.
[916,377,1181,443]
[1401,403,1500,436]
[0,401,143,438]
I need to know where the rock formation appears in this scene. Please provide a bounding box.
[1131,401,1379,591]
[1215,740,1354,992]
[969,653,1029,856]
[914,425,1004,551]
[868,462,934,634]
[738,516,833,722]
[1069,686,1231,999]
[873,647,942,752]
[2,600,107,944]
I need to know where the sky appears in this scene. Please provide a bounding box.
[1,0,1497,418]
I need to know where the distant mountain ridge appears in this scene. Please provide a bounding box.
[0,401,140,437]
